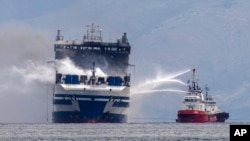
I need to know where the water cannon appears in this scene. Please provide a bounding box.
[192,68,196,74]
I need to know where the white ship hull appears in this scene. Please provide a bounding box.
[53,84,130,123]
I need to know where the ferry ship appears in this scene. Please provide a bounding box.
[176,69,229,123]
[52,24,131,123]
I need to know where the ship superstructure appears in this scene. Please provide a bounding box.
[52,24,131,123]
[204,86,229,122]
[176,69,229,123]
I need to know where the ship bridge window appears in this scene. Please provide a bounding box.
[103,47,109,51]
[63,74,79,84]
[185,98,198,102]
[107,76,123,86]
[111,48,117,51]
[93,47,101,50]
[97,77,106,85]
[79,75,88,84]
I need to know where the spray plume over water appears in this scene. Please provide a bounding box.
[129,69,191,122]
[131,69,190,95]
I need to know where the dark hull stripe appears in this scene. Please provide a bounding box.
[53,112,127,123]
[112,101,129,107]
[54,99,72,105]
[53,99,129,107]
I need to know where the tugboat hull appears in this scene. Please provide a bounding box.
[177,110,208,123]
[177,110,228,123]
[176,69,229,123]
[216,112,229,122]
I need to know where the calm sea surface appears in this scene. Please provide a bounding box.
[0,122,233,141]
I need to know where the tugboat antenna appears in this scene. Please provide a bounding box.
[205,84,209,100]
[192,68,196,90]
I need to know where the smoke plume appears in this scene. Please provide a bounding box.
[0,24,53,123]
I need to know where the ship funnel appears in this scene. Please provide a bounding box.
[56,30,63,41]
[122,32,128,44]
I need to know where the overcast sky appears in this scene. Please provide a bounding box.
[0,0,250,123]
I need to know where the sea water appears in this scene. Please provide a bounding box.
[0,122,230,141]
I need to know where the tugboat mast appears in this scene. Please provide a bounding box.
[205,84,209,100]
[191,68,199,91]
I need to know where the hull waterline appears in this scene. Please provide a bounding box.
[177,110,208,123]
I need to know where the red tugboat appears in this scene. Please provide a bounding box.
[176,69,229,123]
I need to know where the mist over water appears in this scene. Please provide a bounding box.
[129,69,191,122]
[0,24,53,123]
[131,69,190,95]
[133,89,187,95]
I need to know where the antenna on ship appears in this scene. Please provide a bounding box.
[205,84,209,100]
[84,23,102,42]
[192,68,196,90]
[90,62,96,85]
[92,62,96,78]
[99,28,102,41]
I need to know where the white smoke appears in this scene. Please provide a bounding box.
[11,60,55,84]
[56,57,87,75]
[0,24,53,123]
[56,57,107,77]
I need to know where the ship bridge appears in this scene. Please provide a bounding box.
[54,24,130,54]
[54,24,131,76]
